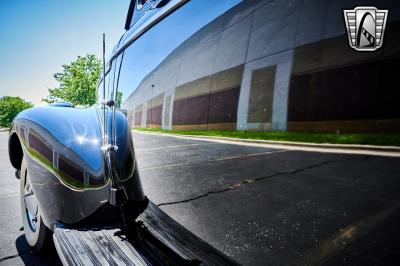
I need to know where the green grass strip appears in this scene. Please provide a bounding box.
[133,128,400,147]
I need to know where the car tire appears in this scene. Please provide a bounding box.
[20,156,50,251]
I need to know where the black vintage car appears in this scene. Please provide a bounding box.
[7,0,400,264]
[9,100,147,241]
[7,0,254,264]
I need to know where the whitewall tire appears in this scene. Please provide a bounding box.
[20,156,50,251]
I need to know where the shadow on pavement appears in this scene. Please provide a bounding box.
[298,202,400,265]
[15,234,61,265]
[323,204,400,266]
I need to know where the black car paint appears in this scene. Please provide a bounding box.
[8,105,145,227]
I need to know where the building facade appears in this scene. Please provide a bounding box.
[121,0,400,133]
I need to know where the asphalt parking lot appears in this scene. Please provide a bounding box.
[0,130,400,265]
[134,132,400,266]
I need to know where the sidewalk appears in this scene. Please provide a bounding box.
[133,130,400,157]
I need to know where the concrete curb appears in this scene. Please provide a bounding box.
[132,130,400,153]
[0,128,9,133]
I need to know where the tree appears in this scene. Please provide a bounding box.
[116,91,123,109]
[0,96,33,127]
[43,54,101,106]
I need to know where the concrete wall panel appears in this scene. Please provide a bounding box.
[182,14,225,50]
[323,0,382,40]
[246,0,302,62]
[295,0,329,47]
[152,58,180,95]
[214,11,253,73]
[134,104,143,128]
[222,0,257,29]
[211,65,244,93]
[191,35,220,80]
[237,50,293,131]
[162,95,172,130]
[247,66,276,124]
[141,102,147,127]
[175,76,212,101]
[176,48,197,87]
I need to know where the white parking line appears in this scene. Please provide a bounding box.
[135,143,202,152]
[215,150,287,161]
[140,150,287,171]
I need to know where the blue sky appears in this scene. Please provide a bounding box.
[0,0,130,105]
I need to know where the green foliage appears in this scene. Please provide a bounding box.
[0,96,33,127]
[43,54,101,107]
[116,91,123,109]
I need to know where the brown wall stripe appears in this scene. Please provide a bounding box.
[146,93,164,127]
[29,131,53,163]
[146,105,163,126]
[288,56,400,125]
[134,111,142,126]
[59,156,84,184]
[172,65,243,127]
[172,86,240,126]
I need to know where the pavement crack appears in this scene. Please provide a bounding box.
[0,251,30,262]
[157,156,370,207]
[158,188,232,207]
[252,155,371,184]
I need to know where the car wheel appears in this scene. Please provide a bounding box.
[20,156,50,251]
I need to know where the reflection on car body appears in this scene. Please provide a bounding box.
[6,0,400,262]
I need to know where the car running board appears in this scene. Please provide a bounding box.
[53,201,240,266]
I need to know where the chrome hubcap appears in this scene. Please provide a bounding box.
[24,174,38,232]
